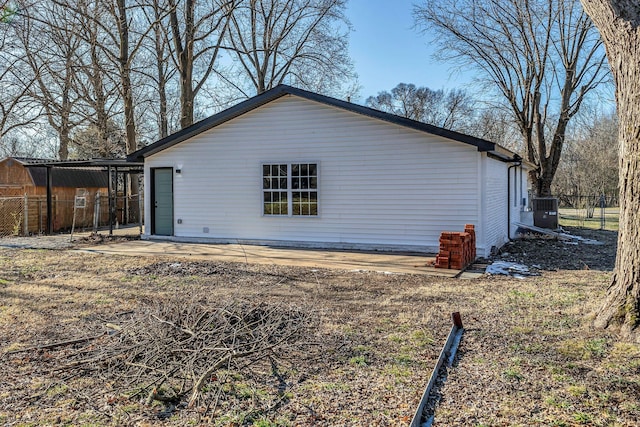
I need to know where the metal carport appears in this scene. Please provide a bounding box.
[23,158,144,235]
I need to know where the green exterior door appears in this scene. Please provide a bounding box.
[152,168,173,236]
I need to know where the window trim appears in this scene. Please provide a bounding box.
[262,162,319,217]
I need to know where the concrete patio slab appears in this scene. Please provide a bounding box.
[75,240,461,277]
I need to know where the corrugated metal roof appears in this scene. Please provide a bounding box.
[3,157,142,188]
[27,166,109,188]
[12,157,59,165]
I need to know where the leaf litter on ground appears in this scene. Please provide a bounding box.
[0,226,636,426]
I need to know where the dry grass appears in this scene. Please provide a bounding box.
[559,207,619,231]
[431,270,639,427]
[0,228,638,426]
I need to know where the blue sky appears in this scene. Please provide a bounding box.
[346,0,471,100]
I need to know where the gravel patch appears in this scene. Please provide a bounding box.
[0,234,75,249]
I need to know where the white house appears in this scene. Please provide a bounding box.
[129,85,533,258]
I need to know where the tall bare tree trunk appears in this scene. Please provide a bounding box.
[24,24,77,160]
[152,0,169,139]
[580,0,640,341]
[89,38,109,152]
[166,0,233,128]
[169,0,195,128]
[115,0,140,222]
[59,107,71,159]
[116,0,137,155]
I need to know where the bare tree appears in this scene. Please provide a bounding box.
[466,107,522,151]
[0,53,40,151]
[0,2,42,151]
[64,0,155,155]
[2,0,357,154]
[164,0,235,128]
[73,120,126,158]
[2,0,117,159]
[17,1,83,160]
[580,0,640,340]
[365,83,475,131]
[71,1,122,158]
[138,0,177,139]
[112,0,137,155]
[415,0,610,196]
[224,0,353,96]
[52,0,155,159]
[552,111,618,207]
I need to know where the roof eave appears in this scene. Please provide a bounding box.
[486,149,535,169]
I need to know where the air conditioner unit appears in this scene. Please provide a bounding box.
[532,197,558,229]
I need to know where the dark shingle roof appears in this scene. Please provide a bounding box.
[127,85,519,163]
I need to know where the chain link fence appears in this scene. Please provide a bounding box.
[0,197,25,236]
[558,194,618,214]
[0,193,143,237]
[557,194,619,231]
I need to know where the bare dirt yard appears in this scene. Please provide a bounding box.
[0,227,638,426]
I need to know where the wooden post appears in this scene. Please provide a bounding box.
[114,166,119,229]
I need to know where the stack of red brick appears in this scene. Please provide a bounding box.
[435,224,477,270]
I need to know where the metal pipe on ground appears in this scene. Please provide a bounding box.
[409,312,464,427]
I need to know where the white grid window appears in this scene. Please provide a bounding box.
[263,163,318,216]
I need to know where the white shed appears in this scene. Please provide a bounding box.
[129,85,533,258]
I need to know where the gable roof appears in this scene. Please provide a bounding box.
[127,85,521,163]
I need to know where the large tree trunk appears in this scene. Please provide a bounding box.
[117,0,137,155]
[116,0,140,223]
[581,0,640,341]
[169,0,195,128]
[59,120,70,160]
[89,40,109,152]
[153,0,169,139]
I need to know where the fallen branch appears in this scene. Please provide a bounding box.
[188,354,232,407]
[150,314,196,338]
[29,298,319,416]
[5,333,106,355]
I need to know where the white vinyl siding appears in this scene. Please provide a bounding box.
[144,95,487,253]
[481,154,509,255]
